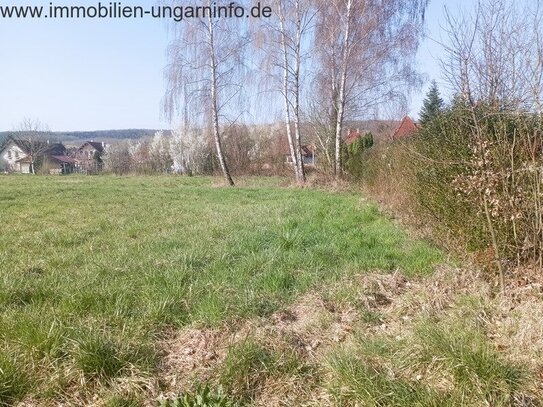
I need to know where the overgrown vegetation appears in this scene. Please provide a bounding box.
[160,267,542,406]
[342,132,374,178]
[361,103,543,283]
[1,176,542,406]
[416,105,543,268]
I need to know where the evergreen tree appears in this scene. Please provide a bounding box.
[419,80,444,125]
[342,132,374,178]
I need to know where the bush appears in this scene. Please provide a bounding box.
[414,104,543,268]
[360,103,543,278]
[342,132,374,179]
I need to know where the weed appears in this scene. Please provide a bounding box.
[159,385,235,407]
[219,340,274,402]
[413,322,525,405]
[328,349,451,406]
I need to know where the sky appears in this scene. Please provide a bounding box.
[411,0,467,116]
[0,0,466,132]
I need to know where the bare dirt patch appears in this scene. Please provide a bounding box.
[157,327,228,400]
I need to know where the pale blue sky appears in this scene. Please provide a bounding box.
[0,0,466,132]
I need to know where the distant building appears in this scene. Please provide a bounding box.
[0,137,74,174]
[344,128,362,145]
[279,136,316,166]
[391,116,418,140]
[0,138,26,171]
[74,141,106,174]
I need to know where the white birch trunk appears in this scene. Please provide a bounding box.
[207,13,235,186]
[278,2,300,180]
[334,0,353,178]
[293,0,306,183]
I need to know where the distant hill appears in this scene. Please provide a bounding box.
[0,129,171,147]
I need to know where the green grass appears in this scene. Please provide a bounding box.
[328,351,452,407]
[0,352,32,407]
[219,339,313,403]
[413,320,525,405]
[0,175,442,404]
[159,385,235,407]
[326,318,527,407]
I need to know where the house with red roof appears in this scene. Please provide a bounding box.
[391,116,418,140]
[344,128,363,145]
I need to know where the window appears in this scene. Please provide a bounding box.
[15,151,19,159]
[7,150,12,159]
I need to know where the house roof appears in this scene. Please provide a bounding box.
[278,136,314,156]
[0,137,27,155]
[392,116,417,139]
[1,136,65,156]
[300,145,315,155]
[16,154,75,164]
[344,129,361,145]
[79,141,105,153]
[15,156,31,163]
[50,155,76,164]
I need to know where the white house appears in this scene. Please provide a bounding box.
[0,138,28,172]
[0,137,74,174]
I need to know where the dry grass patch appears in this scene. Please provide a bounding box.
[157,266,543,406]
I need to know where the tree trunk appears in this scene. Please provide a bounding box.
[293,0,306,183]
[208,14,234,186]
[334,0,353,179]
[279,3,300,181]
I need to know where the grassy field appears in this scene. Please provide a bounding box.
[0,176,538,406]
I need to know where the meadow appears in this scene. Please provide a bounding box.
[0,176,537,406]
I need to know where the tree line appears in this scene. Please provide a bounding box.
[162,0,429,186]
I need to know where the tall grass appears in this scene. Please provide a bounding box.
[327,317,526,406]
[0,175,441,404]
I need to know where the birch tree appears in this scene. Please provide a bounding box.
[15,118,52,175]
[163,0,249,186]
[314,0,428,177]
[258,0,317,183]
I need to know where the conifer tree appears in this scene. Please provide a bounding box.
[419,80,444,125]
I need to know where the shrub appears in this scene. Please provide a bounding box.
[342,132,374,179]
[414,104,543,269]
[361,103,543,278]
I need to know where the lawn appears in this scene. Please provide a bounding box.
[0,175,452,405]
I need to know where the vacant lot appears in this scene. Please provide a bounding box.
[0,176,539,406]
